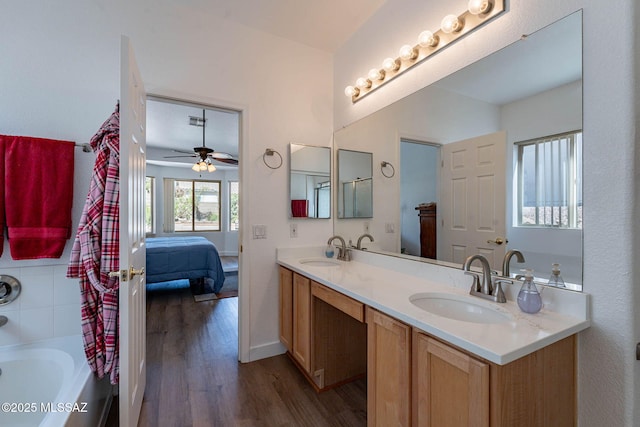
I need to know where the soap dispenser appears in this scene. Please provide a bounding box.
[547,263,566,287]
[517,269,543,314]
[324,244,335,258]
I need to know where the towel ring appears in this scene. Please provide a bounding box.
[263,148,283,169]
[381,161,395,178]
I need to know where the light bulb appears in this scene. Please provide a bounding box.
[441,14,463,33]
[356,77,372,89]
[192,163,200,171]
[399,44,418,61]
[468,0,492,15]
[344,85,360,97]
[207,163,216,172]
[368,68,385,81]
[418,30,439,48]
[198,161,207,171]
[382,57,400,72]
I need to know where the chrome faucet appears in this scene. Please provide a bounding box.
[327,235,351,261]
[463,254,507,303]
[356,233,374,249]
[502,249,525,278]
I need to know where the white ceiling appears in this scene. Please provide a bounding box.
[201,0,388,53]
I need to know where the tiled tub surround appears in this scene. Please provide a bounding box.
[0,264,81,347]
[277,247,589,365]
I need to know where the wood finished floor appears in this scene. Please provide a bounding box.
[107,285,366,426]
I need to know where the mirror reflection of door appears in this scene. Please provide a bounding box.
[439,131,507,270]
[400,139,439,257]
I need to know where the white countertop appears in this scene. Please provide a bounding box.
[277,247,590,365]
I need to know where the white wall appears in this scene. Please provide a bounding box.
[0,0,334,363]
[334,0,638,425]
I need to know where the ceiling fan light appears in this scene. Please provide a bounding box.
[207,163,216,172]
[192,163,200,171]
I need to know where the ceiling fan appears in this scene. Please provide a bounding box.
[164,109,238,166]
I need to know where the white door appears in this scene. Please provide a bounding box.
[439,131,507,270]
[119,35,147,427]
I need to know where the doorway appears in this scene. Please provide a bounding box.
[144,94,243,344]
[399,139,440,257]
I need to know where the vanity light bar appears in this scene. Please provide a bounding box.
[345,0,505,103]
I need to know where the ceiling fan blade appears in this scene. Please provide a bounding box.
[163,154,197,158]
[172,149,195,155]
[212,157,239,165]
[209,152,234,159]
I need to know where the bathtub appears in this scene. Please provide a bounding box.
[0,335,112,427]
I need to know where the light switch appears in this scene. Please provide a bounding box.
[252,224,267,239]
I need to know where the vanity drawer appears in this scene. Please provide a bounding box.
[311,282,364,322]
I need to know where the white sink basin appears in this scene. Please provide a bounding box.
[409,292,511,324]
[299,258,341,267]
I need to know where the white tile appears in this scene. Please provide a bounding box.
[0,311,21,346]
[54,304,81,337]
[53,268,81,306]
[19,267,54,309]
[20,308,54,342]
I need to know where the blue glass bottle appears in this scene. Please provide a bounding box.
[517,269,542,314]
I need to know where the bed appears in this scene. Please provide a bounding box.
[145,236,226,293]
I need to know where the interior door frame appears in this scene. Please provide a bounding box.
[144,89,250,362]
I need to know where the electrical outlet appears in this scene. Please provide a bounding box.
[290,223,298,238]
[364,222,370,233]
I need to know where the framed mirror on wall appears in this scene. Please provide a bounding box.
[337,149,373,219]
[289,144,331,219]
[333,10,583,290]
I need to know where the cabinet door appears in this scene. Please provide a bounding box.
[293,272,311,372]
[278,266,293,352]
[366,307,411,427]
[413,331,489,427]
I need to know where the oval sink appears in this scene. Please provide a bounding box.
[409,292,511,324]
[299,258,341,267]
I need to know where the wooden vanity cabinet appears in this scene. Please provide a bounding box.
[278,266,293,353]
[412,331,489,427]
[366,307,412,427]
[412,331,576,427]
[292,271,312,372]
[279,267,367,390]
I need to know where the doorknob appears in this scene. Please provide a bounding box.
[129,266,145,279]
[108,267,145,281]
[487,237,508,245]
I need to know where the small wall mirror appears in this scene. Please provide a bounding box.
[337,149,373,218]
[289,144,331,219]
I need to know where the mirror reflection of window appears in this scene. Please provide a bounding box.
[337,149,373,219]
[516,131,583,228]
[289,144,331,219]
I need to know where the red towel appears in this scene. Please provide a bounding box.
[2,135,75,259]
[291,199,308,217]
[0,137,5,256]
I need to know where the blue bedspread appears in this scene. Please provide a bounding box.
[146,236,225,293]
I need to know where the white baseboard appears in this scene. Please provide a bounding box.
[219,251,239,257]
[248,340,286,362]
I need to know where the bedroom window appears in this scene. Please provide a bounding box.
[229,181,239,231]
[516,130,582,228]
[145,176,155,234]
[173,179,221,232]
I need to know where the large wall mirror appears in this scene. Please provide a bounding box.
[337,149,373,218]
[289,144,331,219]
[334,11,583,290]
